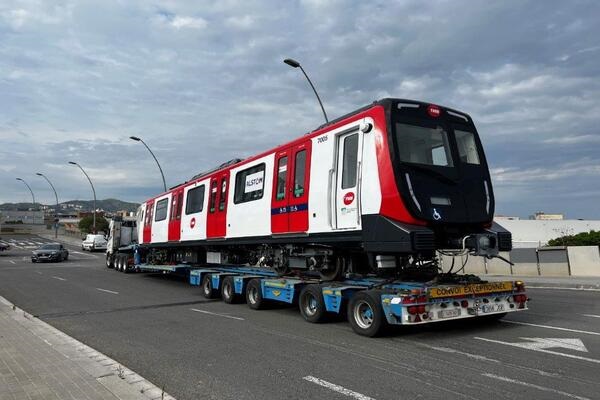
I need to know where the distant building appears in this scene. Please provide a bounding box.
[531,211,564,220]
[0,210,45,224]
[495,215,521,221]
[495,219,600,248]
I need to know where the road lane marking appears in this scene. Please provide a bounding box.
[503,320,600,336]
[96,288,119,295]
[9,260,16,264]
[527,286,600,292]
[482,373,590,400]
[582,314,600,318]
[52,276,67,281]
[475,337,600,364]
[190,308,244,321]
[422,344,500,363]
[36,271,43,275]
[303,376,375,400]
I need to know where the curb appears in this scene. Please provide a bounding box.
[0,295,176,400]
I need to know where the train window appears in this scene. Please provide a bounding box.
[275,157,287,201]
[454,129,480,165]
[154,199,168,222]
[176,192,183,219]
[396,123,454,167]
[234,163,266,204]
[341,133,358,189]
[185,186,205,214]
[219,178,227,211]
[170,195,178,220]
[209,181,218,213]
[293,150,306,197]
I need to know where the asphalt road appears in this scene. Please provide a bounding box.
[1,234,600,400]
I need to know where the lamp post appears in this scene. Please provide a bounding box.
[16,178,36,225]
[283,58,329,123]
[36,173,59,238]
[69,161,97,233]
[129,136,167,192]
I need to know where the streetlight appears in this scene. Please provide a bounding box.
[129,136,167,192]
[283,58,329,123]
[69,161,97,233]
[16,178,36,225]
[36,172,59,238]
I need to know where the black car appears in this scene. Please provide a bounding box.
[31,243,69,262]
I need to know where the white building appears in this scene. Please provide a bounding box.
[496,219,600,248]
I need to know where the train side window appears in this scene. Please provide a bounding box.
[234,163,266,204]
[176,192,183,219]
[154,198,168,222]
[341,133,358,189]
[219,178,228,211]
[170,195,178,220]
[186,186,205,214]
[275,157,287,201]
[294,150,306,198]
[209,181,217,213]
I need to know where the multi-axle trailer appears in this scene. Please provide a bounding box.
[110,254,528,337]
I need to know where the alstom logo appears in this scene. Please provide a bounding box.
[343,192,355,205]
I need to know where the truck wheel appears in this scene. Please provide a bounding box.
[299,284,329,323]
[117,255,125,272]
[246,279,265,310]
[122,256,130,273]
[347,290,387,337]
[221,276,239,304]
[106,254,114,268]
[201,274,219,299]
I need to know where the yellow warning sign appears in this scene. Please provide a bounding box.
[429,281,513,298]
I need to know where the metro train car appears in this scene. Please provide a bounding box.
[131,98,511,280]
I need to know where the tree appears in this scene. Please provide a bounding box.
[547,230,600,247]
[78,216,109,235]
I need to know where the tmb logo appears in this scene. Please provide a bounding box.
[190,217,196,228]
[343,192,355,205]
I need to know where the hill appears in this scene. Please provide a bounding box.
[0,198,139,213]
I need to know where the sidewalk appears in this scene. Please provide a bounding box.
[37,232,83,248]
[0,296,175,400]
[482,274,600,290]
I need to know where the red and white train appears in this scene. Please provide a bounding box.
[129,98,511,280]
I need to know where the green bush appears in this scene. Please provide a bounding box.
[547,230,600,246]
[78,215,109,234]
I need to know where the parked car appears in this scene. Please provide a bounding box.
[31,243,69,263]
[81,234,107,252]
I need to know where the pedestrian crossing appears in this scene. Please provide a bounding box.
[0,238,57,249]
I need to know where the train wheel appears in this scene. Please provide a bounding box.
[246,279,265,310]
[347,290,387,337]
[319,257,343,281]
[201,275,219,299]
[299,284,328,323]
[221,276,239,304]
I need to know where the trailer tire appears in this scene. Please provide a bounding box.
[106,254,114,269]
[221,276,239,304]
[201,274,219,299]
[246,279,265,310]
[347,290,387,337]
[122,256,130,273]
[299,284,329,323]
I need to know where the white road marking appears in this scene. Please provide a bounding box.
[190,308,244,321]
[9,260,16,264]
[423,344,500,363]
[303,376,376,400]
[503,320,600,336]
[482,373,591,400]
[582,314,600,318]
[52,276,66,281]
[475,337,600,364]
[96,288,119,295]
[527,286,600,292]
[36,271,43,275]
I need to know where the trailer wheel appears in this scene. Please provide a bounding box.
[246,279,265,310]
[201,274,219,299]
[221,276,239,304]
[106,254,113,268]
[347,290,387,337]
[299,284,329,323]
[122,256,130,273]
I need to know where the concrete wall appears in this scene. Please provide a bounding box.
[568,246,600,276]
[537,247,570,276]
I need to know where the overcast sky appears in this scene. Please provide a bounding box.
[1,0,599,219]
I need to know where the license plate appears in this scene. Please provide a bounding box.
[479,304,505,314]
[437,309,460,319]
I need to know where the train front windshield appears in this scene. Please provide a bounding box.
[390,102,493,224]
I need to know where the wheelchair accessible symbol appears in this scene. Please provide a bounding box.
[432,208,442,221]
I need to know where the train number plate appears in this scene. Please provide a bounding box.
[478,304,505,314]
[437,309,460,319]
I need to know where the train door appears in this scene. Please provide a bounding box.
[206,172,229,238]
[143,199,154,243]
[270,142,311,233]
[335,131,362,229]
[168,188,184,241]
